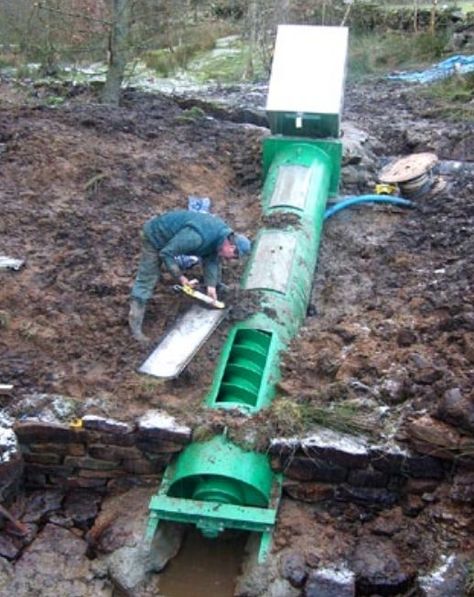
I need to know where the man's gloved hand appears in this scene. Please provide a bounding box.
[207,286,218,301]
[179,276,199,288]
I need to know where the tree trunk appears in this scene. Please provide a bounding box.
[101,0,130,106]
[430,0,438,35]
[243,0,258,80]
[413,0,419,33]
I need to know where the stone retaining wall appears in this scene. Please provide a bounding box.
[1,412,191,498]
[269,427,451,509]
[2,413,471,511]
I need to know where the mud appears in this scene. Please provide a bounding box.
[1,73,473,594]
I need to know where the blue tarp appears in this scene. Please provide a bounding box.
[388,54,474,83]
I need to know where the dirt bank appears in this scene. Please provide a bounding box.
[1,74,473,594]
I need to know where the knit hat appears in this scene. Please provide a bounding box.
[234,233,251,257]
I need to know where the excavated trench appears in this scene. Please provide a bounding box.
[0,76,473,596]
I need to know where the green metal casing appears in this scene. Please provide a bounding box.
[205,138,341,413]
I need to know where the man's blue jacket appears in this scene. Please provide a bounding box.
[143,210,232,287]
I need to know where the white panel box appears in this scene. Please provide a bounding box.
[266,25,348,138]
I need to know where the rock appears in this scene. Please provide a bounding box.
[406,415,461,460]
[449,470,474,504]
[0,533,22,559]
[437,388,474,434]
[397,329,417,347]
[276,455,348,483]
[266,578,300,597]
[304,566,356,597]
[283,481,334,503]
[280,550,307,588]
[347,468,388,488]
[379,376,409,405]
[22,489,65,523]
[14,421,87,445]
[271,430,370,471]
[370,508,404,536]
[335,484,398,508]
[351,536,416,595]
[82,415,134,435]
[0,557,14,593]
[418,553,468,596]
[63,490,102,529]
[87,487,153,553]
[92,487,184,593]
[137,410,191,444]
[7,524,111,596]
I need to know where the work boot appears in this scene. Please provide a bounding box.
[128,299,150,343]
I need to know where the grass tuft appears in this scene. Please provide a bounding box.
[269,397,375,438]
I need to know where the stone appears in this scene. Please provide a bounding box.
[450,470,474,504]
[305,566,356,597]
[276,455,347,483]
[87,487,155,554]
[24,462,74,479]
[407,415,461,448]
[0,533,22,560]
[280,550,307,588]
[370,508,404,536]
[63,456,120,470]
[89,444,143,461]
[137,411,191,444]
[77,469,122,479]
[271,430,370,470]
[0,454,24,492]
[63,491,102,529]
[22,489,65,523]
[347,468,388,488]
[14,421,86,444]
[122,456,170,475]
[405,479,440,496]
[27,442,86,456]
[0,557,14,593]
[23,452,62,465]
[335,484,398,508]
[437,388,474,434]
[418,553,468,597]
[370,447,407,474]
[57,477,108,489]
[136,439,188,454]
[6,524,111,596]
[89,490,183,594]
[351,536,416,595]
[283,481,334,503]
[81,415,134,435]
[403,454,446,480]
[397,329,417,347]
[401,494,425,517]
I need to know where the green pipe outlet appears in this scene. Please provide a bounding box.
[205,138,340,413]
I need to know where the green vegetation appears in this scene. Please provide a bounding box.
[269,397,375,437]
[348,30,449,78]
[422,72,474,119]
[465,561,474,595]
[143,21,235,77]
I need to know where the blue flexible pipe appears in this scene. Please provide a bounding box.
[324,195,414,220]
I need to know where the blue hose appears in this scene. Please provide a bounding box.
[324,195,414,220]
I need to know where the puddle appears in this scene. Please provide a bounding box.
[158,529,247,597]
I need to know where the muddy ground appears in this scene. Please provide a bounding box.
[0,73,473,594]
[1,77,472,434]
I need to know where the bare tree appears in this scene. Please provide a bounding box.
[101,0,132,105]
[430,0,438,35]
